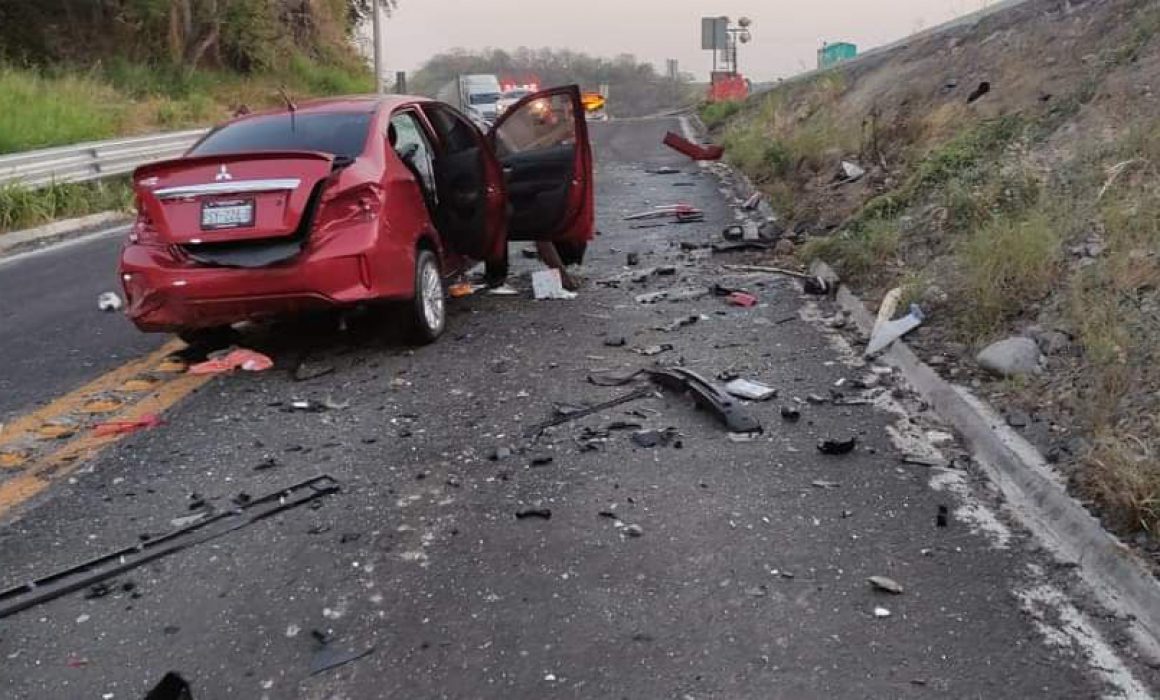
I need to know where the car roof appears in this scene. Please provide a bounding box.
[227,94,431,123]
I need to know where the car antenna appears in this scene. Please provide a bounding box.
[278,86,298,131]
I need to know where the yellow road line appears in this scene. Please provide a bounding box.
[0,340,214,519]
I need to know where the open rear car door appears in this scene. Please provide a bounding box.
[487,85,594,263]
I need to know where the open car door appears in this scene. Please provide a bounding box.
[487,85,594,262]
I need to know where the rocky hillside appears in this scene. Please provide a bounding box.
[706,0,1160,547]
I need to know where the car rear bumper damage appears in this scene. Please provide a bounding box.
[120,224,413,332]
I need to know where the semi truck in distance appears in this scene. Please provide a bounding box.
[436,74,503,124]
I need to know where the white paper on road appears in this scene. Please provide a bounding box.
[532,269,576,300]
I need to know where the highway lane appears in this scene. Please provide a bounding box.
[0,118,1147,698]
[0,227,165,421]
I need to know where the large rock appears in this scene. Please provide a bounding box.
[976,337,1044,377]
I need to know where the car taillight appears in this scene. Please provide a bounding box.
[321,184,383,225]
[129,198,162,245]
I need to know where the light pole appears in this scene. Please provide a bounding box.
[371,0,384,94]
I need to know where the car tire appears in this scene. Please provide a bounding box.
[177,326,237,353]
[408,248,445,344]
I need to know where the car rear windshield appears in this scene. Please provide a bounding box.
[190,112,373,159]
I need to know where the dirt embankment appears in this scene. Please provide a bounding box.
[706,0,1160,552]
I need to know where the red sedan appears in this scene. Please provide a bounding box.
[120,86,594,344]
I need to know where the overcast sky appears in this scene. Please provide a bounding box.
[378,0,988,81]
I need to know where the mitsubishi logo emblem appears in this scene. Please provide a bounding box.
[214,165,233,182]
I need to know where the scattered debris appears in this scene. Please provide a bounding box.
[817,437,857,455]
[188,348,274,375]
[648,166,680,175]
[657,315,704,332]
[812,480,840,489]
[0,475,340,619]
[288,398,347,413]
[626,252,640,267]
[448,281,474,298]
[868,576,904,594]
[806,394,827,405]
[92,414,164,438]
[515,507,552,520]
[624,203,704,223]
[721,263,815,281]
[587,369,645,387]
[622,523,645,537]
[840,161,866,182]
[742,192,762,210]
[873,606,892,618]
[802,276,832,295]
[631,428,680,448]
[865,304,925,356]
[291,360,336,382]
[726,291,758,307]
[144,672,193,700]
[532,269,577,300]
[662,131,724,161]
[530,455,554,467]
[487,284,520,296]
[780,406,801,422]
[635,291,668,304]
[524,386,654,437]
[967,80,991,103]
[309,645,376,676]
[97,292,123,312]
[648,368,762,435]
[724,378,777,401]
[632,344,673,357]
[937,505,950,528]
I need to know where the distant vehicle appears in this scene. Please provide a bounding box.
[436,74,503,124]
[120,86,594,345]
[497,87,535,116]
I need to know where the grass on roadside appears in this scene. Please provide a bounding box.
[799,217,900,281]
[0,57,374,155]
[0,179,132,234]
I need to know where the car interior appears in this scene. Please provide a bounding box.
[418,104,493,261]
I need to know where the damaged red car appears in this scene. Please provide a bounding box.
[120,85,594,344]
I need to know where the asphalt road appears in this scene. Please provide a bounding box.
[0,118,1154,699]
[0,228,163,421]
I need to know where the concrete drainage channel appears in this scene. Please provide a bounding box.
[0,211,130,260]
[679,113,1160,672]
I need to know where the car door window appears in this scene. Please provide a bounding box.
[492,93,576,159]
[389,111,437,200]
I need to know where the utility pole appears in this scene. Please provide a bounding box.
[371,0,384,94]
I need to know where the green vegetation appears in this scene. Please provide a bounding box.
[956,210,1060,339]
[799,218,900,281]
[0,180,132,233]
[0,1,374,154]
[699,101,743,129]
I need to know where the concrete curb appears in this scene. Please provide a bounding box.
[813,260,1160,662]
[0,211,130,257]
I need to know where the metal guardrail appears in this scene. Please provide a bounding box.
[0,129,208,190]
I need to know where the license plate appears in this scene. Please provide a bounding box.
[201,199,254,230]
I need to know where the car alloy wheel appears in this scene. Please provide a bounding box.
[411,249,445,342]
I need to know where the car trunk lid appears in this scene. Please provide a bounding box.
[133,151,335,245]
